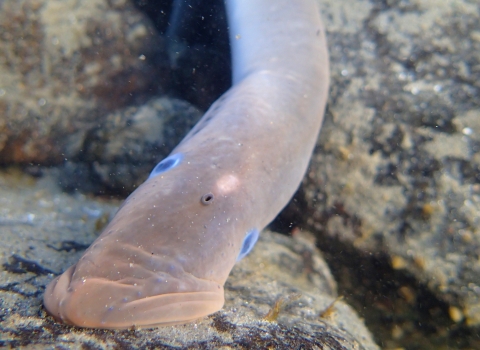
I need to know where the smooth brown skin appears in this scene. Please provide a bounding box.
[43,0,330,329]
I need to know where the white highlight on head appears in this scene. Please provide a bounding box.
[216,174,240,194]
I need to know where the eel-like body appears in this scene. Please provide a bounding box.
[43,0,329,329]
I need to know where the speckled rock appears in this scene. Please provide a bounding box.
[0,0,166,164]
[0,170,378,349]
[292,0,480,345]
[58,97,202,194]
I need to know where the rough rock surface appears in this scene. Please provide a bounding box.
[292,0,480,347]
[0,170,378,349]
[58,97,202,194]
[0,0,166,164]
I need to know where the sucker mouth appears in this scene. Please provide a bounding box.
[44,264,225,329]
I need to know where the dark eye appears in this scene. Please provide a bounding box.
[148,153,183,179]
[201,193,214,205]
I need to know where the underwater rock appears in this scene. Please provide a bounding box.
[289,0,480,346]
[0,0,165,164]
[58,97,202,195]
